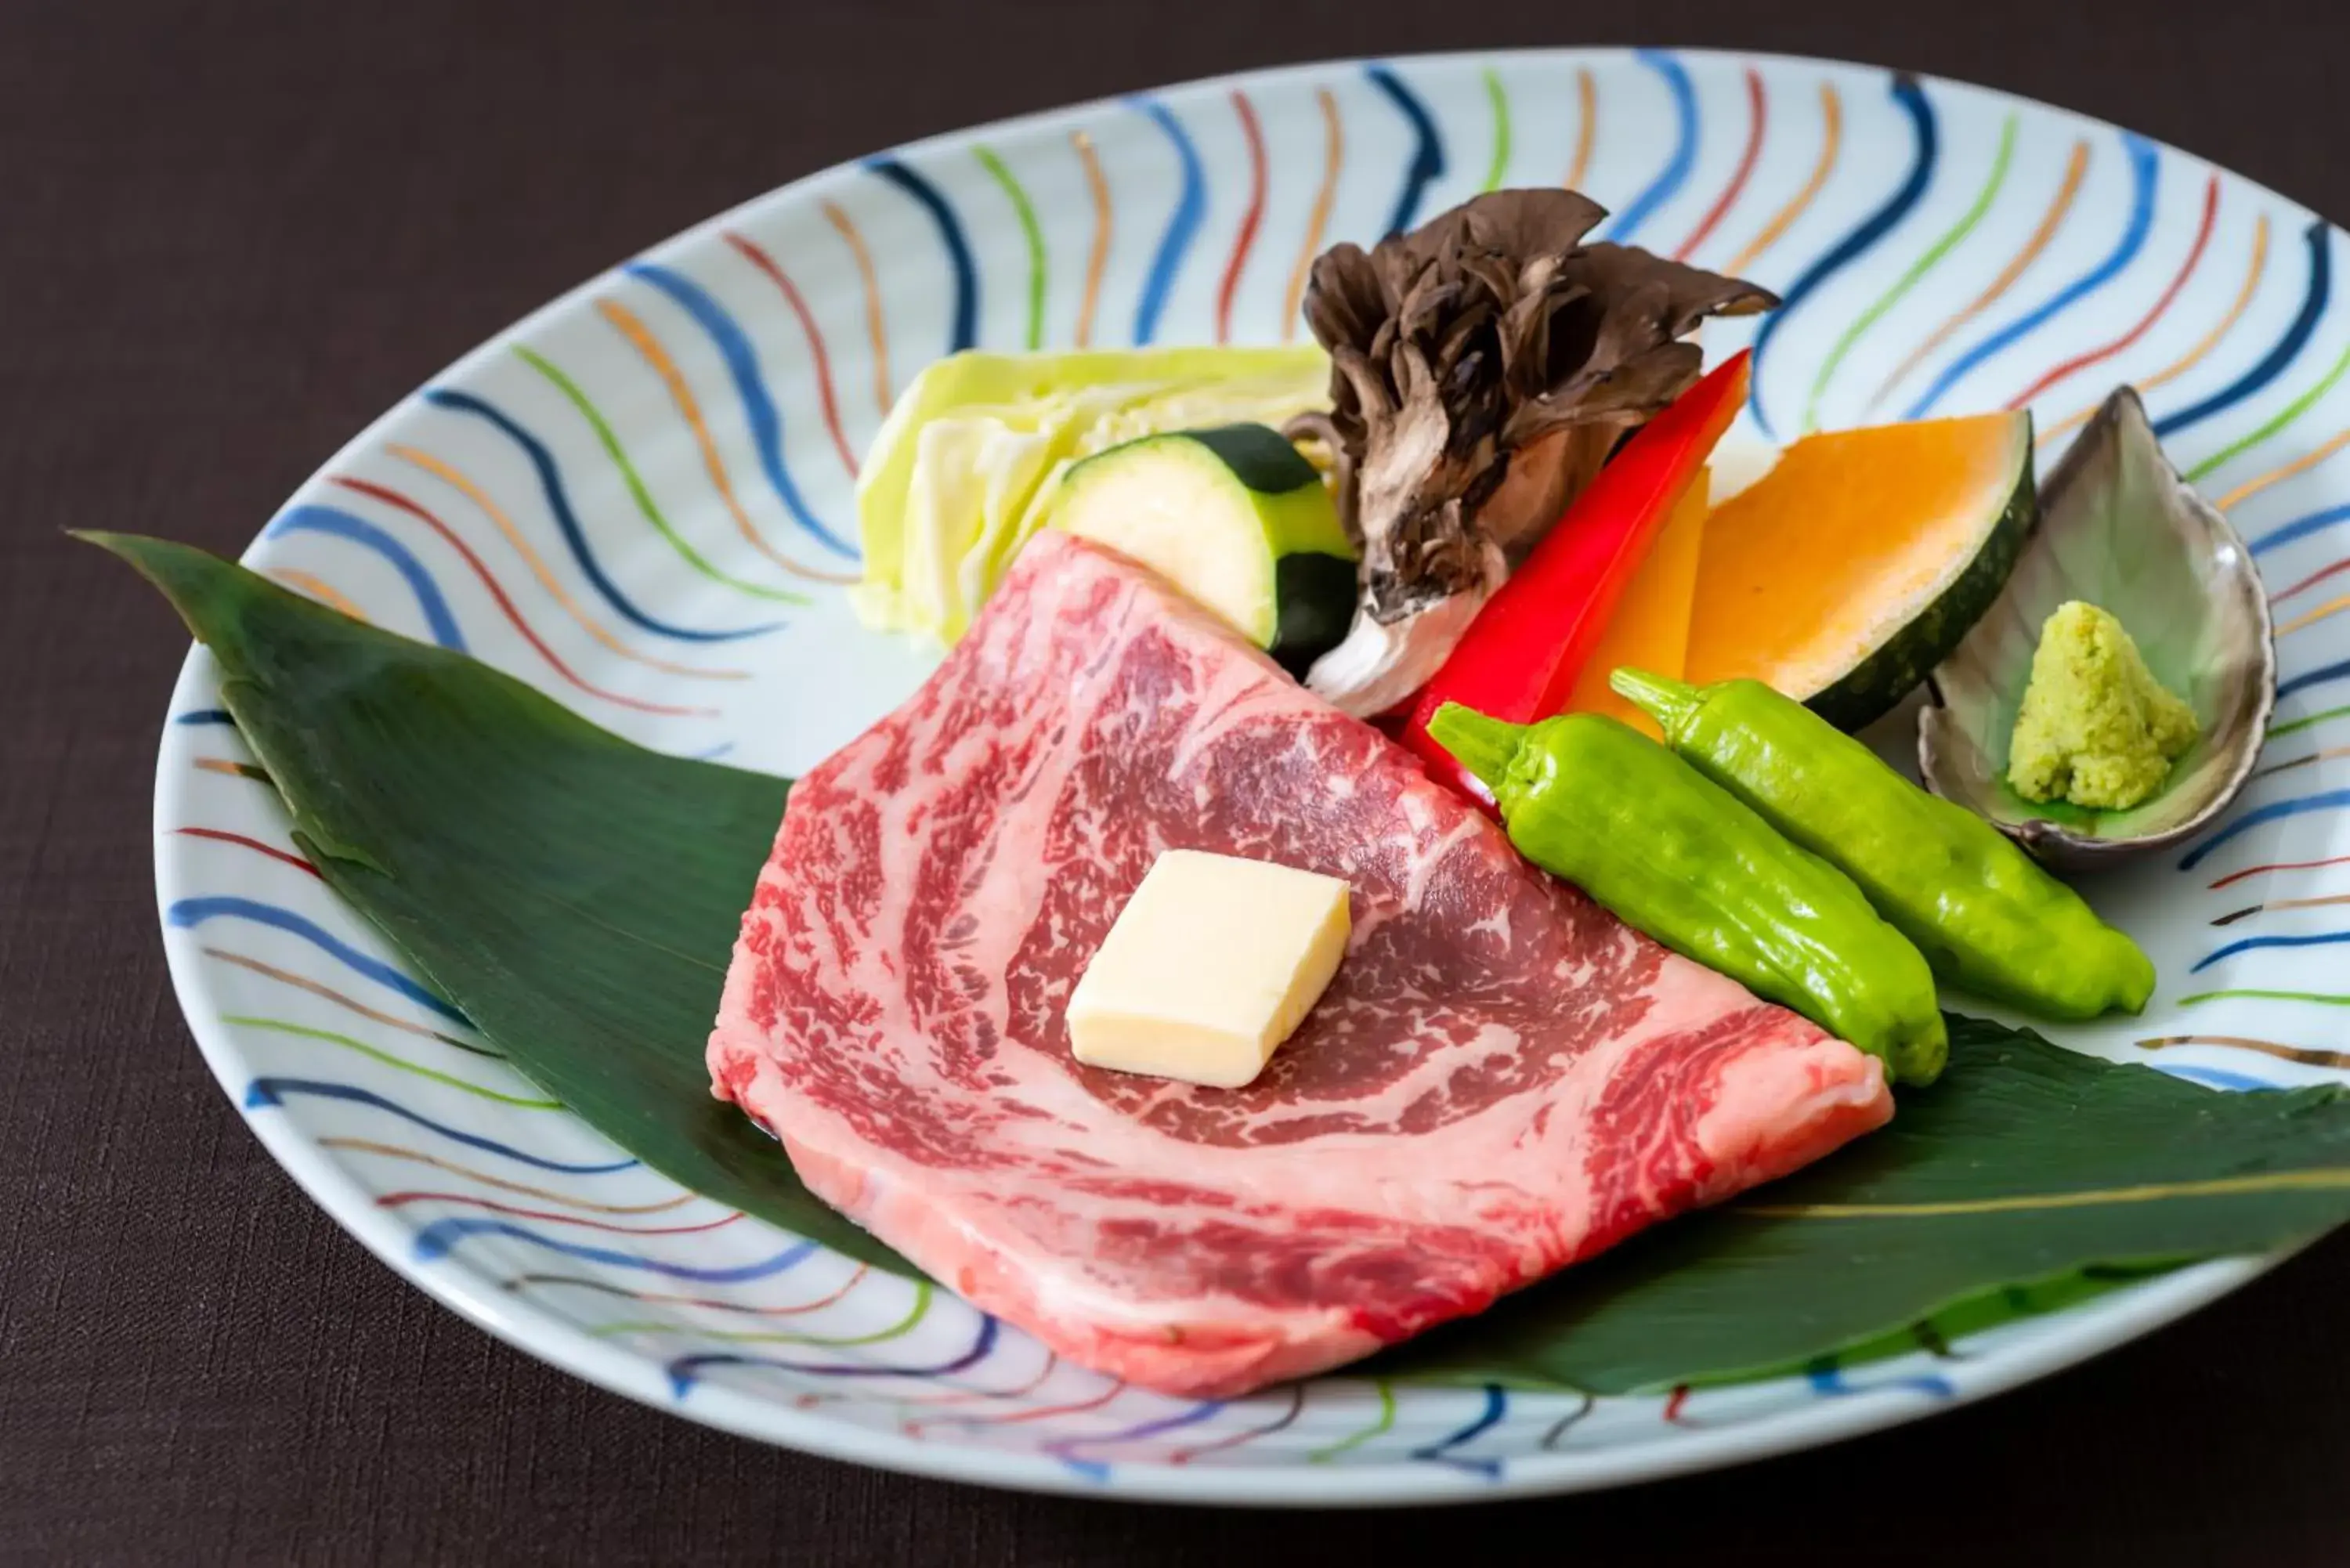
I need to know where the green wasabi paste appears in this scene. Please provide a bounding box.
[2007,601,2197,811]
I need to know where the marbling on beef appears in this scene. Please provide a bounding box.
[707,532,1889,1397]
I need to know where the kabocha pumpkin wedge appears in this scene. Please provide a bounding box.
[1684,410,2036,731]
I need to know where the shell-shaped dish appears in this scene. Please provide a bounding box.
[1918,387,2276,869]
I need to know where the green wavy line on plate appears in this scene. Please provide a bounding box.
[2178,988,2350,1006]
[224,1014,564,1108]
[2187,338,2350,482]
[1481,69,1511,191]
[974,146,1047,350]
[591,1281,934,1345]
[1306,1378,1394,1461]
[2272,704,2350,739]
[1802,113,2018,434]
[511,345,806,605]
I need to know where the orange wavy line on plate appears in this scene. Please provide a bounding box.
[721,229,861,479]
[2136,1035,2350,1071]
[2215,424,2350,512]
[2040,211,2273,445]
[2213,891,2350,925]
[2251,744,2350,781]
[378,1189,743,1235]
[320,1140,699,1213]
[266,567,369,620]
[1071,128,1112,349]
[1564,66,1596,193]
[822,199,892,415]
[1280,88,1344,342]
[382,442,749,682]
[2276,593,2350,637]
[192,757,269,782]
[1867,137,2090,414]
[595,298,857,587]
[1719,81,1842,280]
[198,945,497,1056]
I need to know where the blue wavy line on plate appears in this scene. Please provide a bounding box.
[1128,98,1207,348]
[168,896,468,1023]
[1749,74,1938,439]
[2157,1062,2283,1092]
[621,262,858,560]
[266,506,467,651]
[2279,658,2350,701]
[2154,221,2334,443]
[414,1217,815,1281]
[174,708,235,727]
[2190,928,2350,972]
[1049,1400,1227,1482]
[1902,132,2162,420]
[244,1078,639,1173]
[1406,1384,1509,1478]
[667,1313,1002,1396]
[1599,50,1697,245]
[1806,1365,1957,1400]
[1366,63,1445,239]
[422,388,783,643]
[689,740,736,760]
[2178,786,2350,869]
[2251,501,2350,556]
[866,157,978,355]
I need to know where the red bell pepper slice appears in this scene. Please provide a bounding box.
[1403,349,1751,799]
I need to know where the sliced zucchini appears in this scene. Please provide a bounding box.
[1049,425,1357,677]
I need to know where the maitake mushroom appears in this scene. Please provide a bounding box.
[1285,189,1777,717]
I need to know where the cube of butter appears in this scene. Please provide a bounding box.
[1065,849,1352,1089]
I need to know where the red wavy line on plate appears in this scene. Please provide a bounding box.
[173,826,320,879]
[2004,172,2220,411]
[378,1190,742,1235]
[898,1353,1064,1435]
[2272,555,2350,608]
[329,476,716,718]
[2207,852,2350,890]
[1672,67,1766,262]
[1216,89,1270,345]
[1169,1382,1306,1465]
[722,229,860,479]
[1280,89,1343,342]
[1662,1385,1694,1425]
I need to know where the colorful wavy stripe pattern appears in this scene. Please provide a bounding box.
[171,51,2350,1488]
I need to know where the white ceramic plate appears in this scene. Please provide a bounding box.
[152,47,2350,1505]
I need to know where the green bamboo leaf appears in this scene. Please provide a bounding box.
[90,530,915,1275]
[99,533,2350,1392]
[1370,1015,2350,1392]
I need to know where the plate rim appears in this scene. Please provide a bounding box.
[146,42,2323,1506]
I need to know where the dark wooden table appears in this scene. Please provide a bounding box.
[6,0,2348,1561]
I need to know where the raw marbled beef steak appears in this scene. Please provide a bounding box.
[707,531,1890,1397]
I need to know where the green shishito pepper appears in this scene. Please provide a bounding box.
[1611,670,2155,1021]
[1428,703,1948,1086]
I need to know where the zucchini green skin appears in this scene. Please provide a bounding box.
[1804,416,2039,733]
[1053,425,1356,676]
